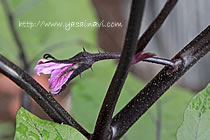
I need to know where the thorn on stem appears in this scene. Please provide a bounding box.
[43,54,56,60]
[83,47,86,52]
[91,66,93,72]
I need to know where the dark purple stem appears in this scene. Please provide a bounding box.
[111,25,210,139]
[90,0,145,140]
[143,57,175,67]
[44,52,175,67]
[92,53,175,67]
[91,53,121,62]
[136,0,178,53]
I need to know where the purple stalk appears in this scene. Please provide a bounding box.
[90,0,146,139]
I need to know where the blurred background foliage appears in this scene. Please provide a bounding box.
[0,0,202,140]
[1,0,97,65]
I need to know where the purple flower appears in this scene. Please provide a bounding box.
[34,51,162,95]
[34,59,81,94]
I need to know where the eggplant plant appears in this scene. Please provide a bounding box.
[0,0,210,139]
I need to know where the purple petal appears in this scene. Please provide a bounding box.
[34,59,73,76]
[48,66,74,94]
[132,51,155,64]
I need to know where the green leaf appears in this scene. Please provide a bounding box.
[15,107,87,140]
[177,84,210,140]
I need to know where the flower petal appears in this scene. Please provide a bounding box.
[48,66,74,94]
[34,59,72,76]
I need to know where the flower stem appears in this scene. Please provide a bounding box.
[143,57,175,67]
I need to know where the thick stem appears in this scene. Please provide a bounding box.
[111,25,210,139]
[0,55,90,139]
[90,0,145,140]
[136,0,178,53]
